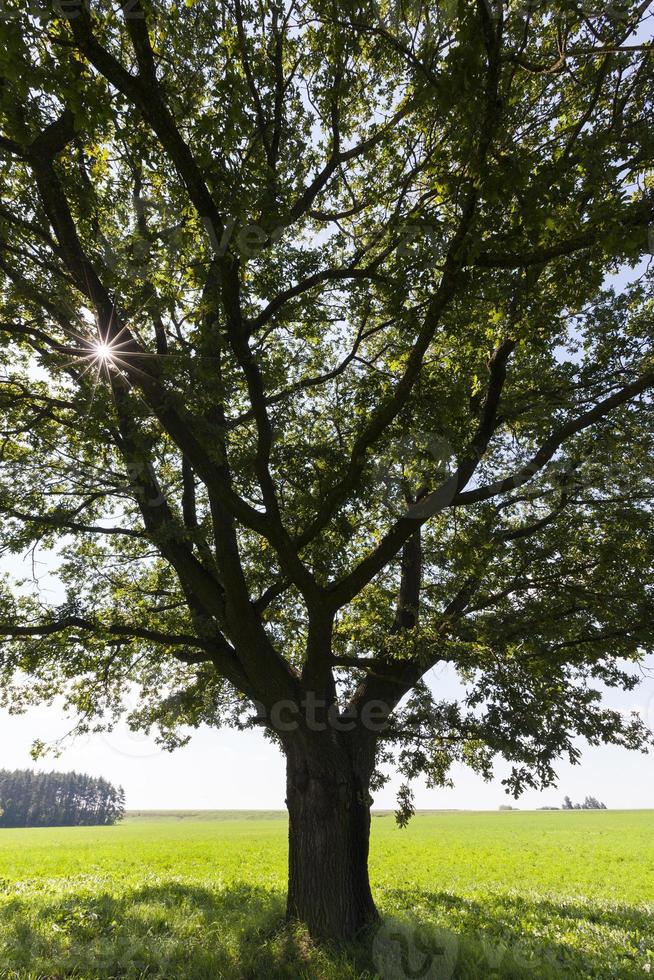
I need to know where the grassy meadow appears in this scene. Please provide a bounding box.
[0,809,652,978]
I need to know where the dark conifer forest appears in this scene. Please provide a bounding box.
[0,769,125,827]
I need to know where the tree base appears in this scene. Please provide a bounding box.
[285,739,378,941]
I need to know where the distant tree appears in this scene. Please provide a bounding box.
[562,794,607,810]
[582,795,607,810]
[0,0,652,941]
[0,770,125,827]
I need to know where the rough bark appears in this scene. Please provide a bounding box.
[285,732,379,941]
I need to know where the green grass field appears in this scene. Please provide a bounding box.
[0,810,652,978]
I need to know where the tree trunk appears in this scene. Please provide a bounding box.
[285,736,379,941]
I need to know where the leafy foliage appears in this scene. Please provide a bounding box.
[0,0,652,816]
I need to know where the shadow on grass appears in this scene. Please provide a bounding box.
[0,881,652,978]
[0,881,363,980]
[378,887,654,979]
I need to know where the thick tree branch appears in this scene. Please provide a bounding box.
[456,371,654,507]
[475,198,653,269]
[293,16,506,555]
[328,337,516,608]
[69,2,224,240]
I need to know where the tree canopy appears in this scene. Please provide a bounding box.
[0,0,653,827]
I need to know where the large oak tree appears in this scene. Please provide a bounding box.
[0,0,653,941]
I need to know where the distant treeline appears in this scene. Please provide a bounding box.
[0,769,125,827]
[563,795,607,810]
[501,795,608,811]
